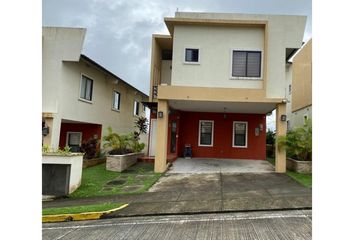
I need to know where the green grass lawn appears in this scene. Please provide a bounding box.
[69,162,161,198]
[42,202,124,215]
[266,157,312,188]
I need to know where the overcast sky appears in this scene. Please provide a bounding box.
[43,0,311,96]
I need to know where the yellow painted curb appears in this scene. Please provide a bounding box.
[42,204,129,223]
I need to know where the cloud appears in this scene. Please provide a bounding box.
[43,0,312,95]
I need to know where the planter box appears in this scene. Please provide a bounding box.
[106,152,144,172]
[83,157,106,169]
[286,158,312,173]
[42,153,84,195]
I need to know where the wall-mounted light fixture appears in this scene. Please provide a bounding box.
[281,115,287,121]
[158,111,164,118]
[42,126,50,136]
[259,123,263,131]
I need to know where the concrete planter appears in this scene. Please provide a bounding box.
[82,157,106,169]
[286,158,312,173]
[42,153,84,195]
[106,152,144,172]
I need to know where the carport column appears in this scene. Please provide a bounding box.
[275,103,287,173]
[154,100,169,173]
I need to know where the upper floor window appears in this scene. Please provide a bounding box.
[133,100,139,116]
[112,91,120,111]
[232,51,261,78]
[233,121,248,148]
[80,75,93,101]
[185,48,199,63]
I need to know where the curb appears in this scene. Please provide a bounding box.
[42,204,129,223]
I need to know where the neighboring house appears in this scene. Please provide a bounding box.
[285,39,312,130]
[146,12,306,173]
[42,27,148,153]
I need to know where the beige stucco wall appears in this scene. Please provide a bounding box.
[285,39,312,130]
[171,25,264,89]
[42,27,148,150]
[60,61,147,135]
[161,60,172,85]
[292,39,312,112]
[169,12,307,99]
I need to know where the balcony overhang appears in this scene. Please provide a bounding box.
[169,100,277,114]
[157,85,283,104]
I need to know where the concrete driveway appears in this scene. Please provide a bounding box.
[168,158,275,173]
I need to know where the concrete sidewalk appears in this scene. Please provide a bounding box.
[43,172,311,218]
[168,158,275,173]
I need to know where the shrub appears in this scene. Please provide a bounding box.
[80,137,99,159]
[103,127,133,155]
[266,129,276,145]
[277,119,312,161]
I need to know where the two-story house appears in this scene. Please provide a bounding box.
[42,27,148,153]
[285,38,312,130]
[146,12,307,173]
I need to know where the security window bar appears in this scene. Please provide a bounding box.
[199,121,213,146]
[113,91,120,110]
[233,122,247,147]
[232,51,261,77]
[185,48,199,62]
[80,75,93,101]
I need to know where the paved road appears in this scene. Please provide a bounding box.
[42,210,312,240]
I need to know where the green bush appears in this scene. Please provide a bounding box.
[103,127,145,155]
[277,119,312,161]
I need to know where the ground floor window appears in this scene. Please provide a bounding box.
[233,121,248,148]
[66,132,82,152]
[198,120,214,146]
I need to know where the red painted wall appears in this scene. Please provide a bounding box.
[178,111,266,160]
[59,123,102,149]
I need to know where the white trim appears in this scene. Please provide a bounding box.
[79,73,94,103]
[183,47,201,65]
[198,120,214,147]
[112,90,120,111]
[232,121,248,148]
[66,132,82,147]
[133,100,139,116]
[229,49,263,80]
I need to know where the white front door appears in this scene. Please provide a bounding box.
[149,119,157,156]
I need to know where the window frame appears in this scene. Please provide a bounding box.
[198,120,214,147]
[230,50,262,80]
[133,100,139,116]
[232,121,248,148]
[79,74,94,103]
[65,132,82,147]
[112,91,121,112]
[184,47,201,65]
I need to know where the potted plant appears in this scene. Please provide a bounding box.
[277,119,312,173]
[42,145,84,195]
[103,127,145,172]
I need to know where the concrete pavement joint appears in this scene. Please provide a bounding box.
[43,210,312,230]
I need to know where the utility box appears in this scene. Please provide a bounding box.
[183,144,192,159]
[42,164,71,196]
